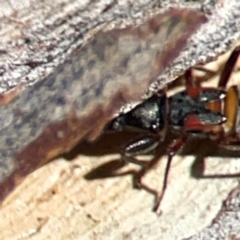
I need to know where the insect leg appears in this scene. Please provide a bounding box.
[216,47,240,142]
[218,46,240,88]
[185,68,202,98]
[132,135,187,213]
[152,135,187,213]
[121,134,161,166]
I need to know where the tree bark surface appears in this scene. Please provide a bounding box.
[0,1,240,240]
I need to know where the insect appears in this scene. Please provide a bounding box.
[107,46,240,213]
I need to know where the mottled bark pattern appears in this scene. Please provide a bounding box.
[0,8,206,203]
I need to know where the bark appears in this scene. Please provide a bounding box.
[0,0,240,239]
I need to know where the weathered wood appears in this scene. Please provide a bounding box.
[0,0,240,239]
[0,7,207,205]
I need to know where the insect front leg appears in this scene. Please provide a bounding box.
[152,135,188,213]
[122,133,188,213]
[121,134,161,167]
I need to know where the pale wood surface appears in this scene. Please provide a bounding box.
[0,1,240,240]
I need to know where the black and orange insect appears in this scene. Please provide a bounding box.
[108,46,240,212]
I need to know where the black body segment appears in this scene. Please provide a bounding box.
[110,93,168,133]
[169,89,226,126]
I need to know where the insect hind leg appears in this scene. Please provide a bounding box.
[218,46,240,88]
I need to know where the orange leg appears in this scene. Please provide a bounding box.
[133,135,187,213]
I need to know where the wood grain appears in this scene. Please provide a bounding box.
[0,7,207,205]
[0,1,240,239]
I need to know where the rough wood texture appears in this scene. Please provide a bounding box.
[0,6,207,205]
[0,0,240,239]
